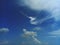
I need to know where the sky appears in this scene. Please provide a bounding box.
[1,0,60,45]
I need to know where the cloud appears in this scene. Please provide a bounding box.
[37,16,53,24]
[28,16,38,25]
[22,29,41,45]
[0,41,8,44]
[48,29,60,37]
[49,29,60,35]
[19,10,53,25]
[30,20,38,25]
[29,16,53,25]
[19,10,54,25]
[0,28,9,32]
[19,11,37,25]
[20,0,60,21]
[29,17,36,21]
[21,29,49,45]
[22,29,37,37]
[32,36,41,44]
[52,8,60,21]
[33,27,41,31]
[21,0,59,10]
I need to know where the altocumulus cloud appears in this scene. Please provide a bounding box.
[0,28,9,32]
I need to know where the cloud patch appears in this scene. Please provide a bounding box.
[22,29,37,37]
[22,29,41,45]
[0,28,9,32]
[28,16,38,25]
[29,16,53,25]
[21,28,49,45]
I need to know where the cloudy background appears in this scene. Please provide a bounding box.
[1,0,60,45]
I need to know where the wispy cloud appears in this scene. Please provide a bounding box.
[33,27,41,31]
[22,29,41,45]
[19,10,54,25]
[22,28,37,37]
[32,36,41,44]
[48,29,60,37]
[21,28,49,45]
[49,29,60,35]
[0,28,9,32]
[29,16,53,25]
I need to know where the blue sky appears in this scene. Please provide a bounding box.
[1,0,60,45]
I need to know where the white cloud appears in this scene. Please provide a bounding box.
[0,41,8,44]
[20,0,60,21]
[29,16,53,25]
[32,36,41,44]
[29,17,36,21]
[20,10,53,25]
[22,29,37,37]
[21,0,59,10]
[22,29,41,44]
[28,16,38,25]
[19,11,38,25]
[52,8,60,21]
[21,29,49,45]
[0,28,9,32]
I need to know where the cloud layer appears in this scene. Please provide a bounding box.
[20,0,60,21]
[21,0,59,10]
